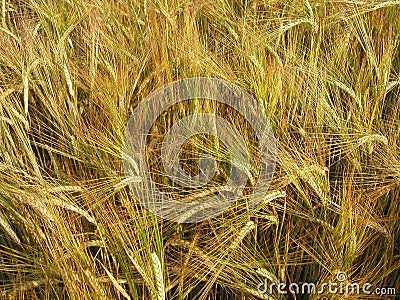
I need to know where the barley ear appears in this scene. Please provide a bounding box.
[151,252,165,300]
[229,221,255,251]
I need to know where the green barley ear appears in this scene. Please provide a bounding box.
[151,253,165,300]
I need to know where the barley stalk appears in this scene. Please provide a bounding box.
[101,263,131,300]
[125,248,157,299]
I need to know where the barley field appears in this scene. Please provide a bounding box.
[0,0,399,299]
